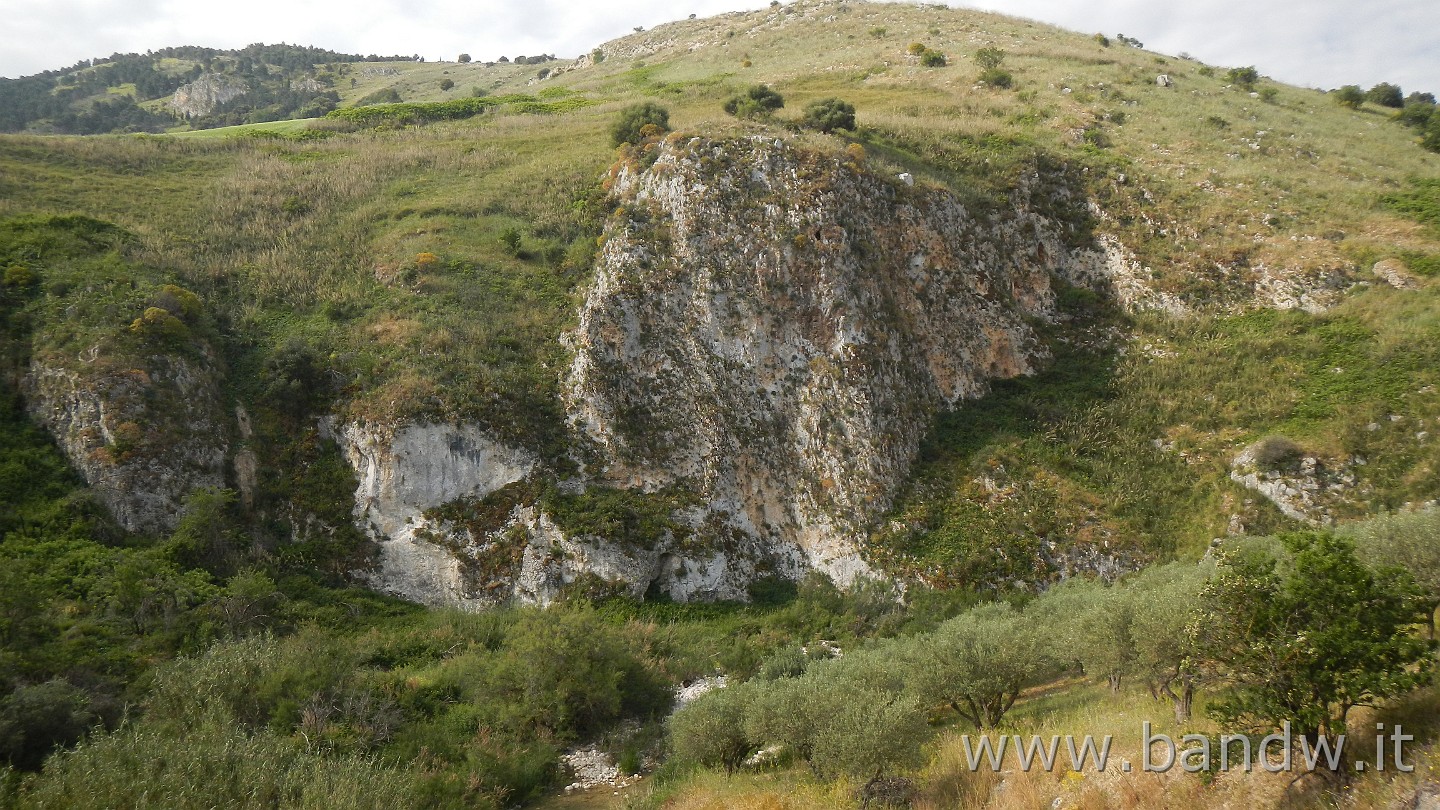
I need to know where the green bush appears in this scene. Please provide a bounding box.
[1225,66,1258,90]
[19,715,421,809]
[978,68,1012,88]
[973,47,1005,70]
[1398,101,1434,130]
[439,79,454,91]
[354,87,401,107]
[800,97,855,133]
[722,84,785,118]
[668,683,755,773]
[0,680,97,771]
[1367,82,1404,108]
[490,606,671,739]
[1426,114,1440,153]
[610,102,670,146]
[919,49,946,68]
[1334,84,1366,109]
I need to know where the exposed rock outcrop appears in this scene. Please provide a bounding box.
[332,421,536,606]
[24,355,229,534]
[170,73,248,118]
[563,135,1117,587]
[1228,439,1366,525]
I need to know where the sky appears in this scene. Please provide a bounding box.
[0,0,1435,94]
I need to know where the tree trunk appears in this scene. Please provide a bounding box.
[1108,673,1122,692]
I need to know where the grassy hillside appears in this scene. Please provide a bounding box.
[3,0,1440,807]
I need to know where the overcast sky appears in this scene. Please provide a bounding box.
[0,0,1434,94]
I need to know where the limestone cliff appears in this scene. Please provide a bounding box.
[170,73,248,118]
[562,135,1115,588]
[24,353,229,535]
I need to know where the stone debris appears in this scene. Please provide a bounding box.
[560,745,643,793]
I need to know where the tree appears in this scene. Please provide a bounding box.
[1195,533,1434,758]
[1398,101,1435,130]
[1366,82,1404,108]
[669,682,755,773]
[743,659,924,779]
[1342,509,1440,636]
[1128,562,1210,721]
[1226,66,1259,90]
[457,53,471,63]
[722,84,784,118]
[973,47,1005,70]
[1031,578,1134,691]
[907,602,1055,728]
[1334,85,1366,109]
[609,101,669,146]
[439,78,454,91]
[800,97,855,133]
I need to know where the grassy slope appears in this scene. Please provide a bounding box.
[4,2,1440,808]
[3,0,1438,564]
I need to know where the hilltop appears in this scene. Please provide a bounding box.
[2,1,1440,807]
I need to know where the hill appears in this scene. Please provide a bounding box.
[3,1,1440,807]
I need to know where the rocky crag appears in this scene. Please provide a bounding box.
[331,136,1153,607]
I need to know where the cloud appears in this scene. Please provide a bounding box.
[0,0,1435,94]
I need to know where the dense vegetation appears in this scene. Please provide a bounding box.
[0,44,418,134]
[3,1,1440,807]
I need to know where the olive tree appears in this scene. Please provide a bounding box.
[1127,561,1210,722]
[668,682,756,773]
[1344,509,1440,636]
[906,602,1055,728]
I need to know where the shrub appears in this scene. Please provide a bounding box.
[439,78,454,91]
[500,227,523,255]
[1197,533,1434,745]
[1225,66,1258,90]
[669,683,755,773]
[1334,84,1366,109]
[868,26,886,38]
[354,87,401,107]
[457,53,471,63]
[978,67,1012,88]
[1094,33,1111,47]
[722,84,785,118]
[0,680,97,771]
[591,49,605,63]
[2,264,34,288]
[1426,114,1440,153]
[610,101,669,146]
[492,606,671,739]
[19,715,420,808]
[973,47,1005,70]
[129,306,190,343]
[800,97,856,133]
[1398,101,1434,130]
[1366,82,1404,108]
[1252,434,1304,469]
[906,42,927,56]
[919,49,946,68]
[1259,86,1278,103]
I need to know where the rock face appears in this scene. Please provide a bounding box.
[1228,439,1365,525]
[563,136,1113,588]
[333,422,537,606]
[24,355,229,534]
[170,73,248,118]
